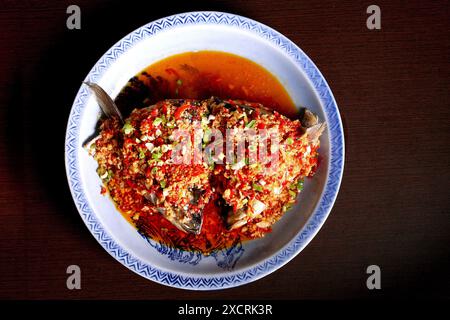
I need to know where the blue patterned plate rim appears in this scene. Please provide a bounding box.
[64,11,345,290]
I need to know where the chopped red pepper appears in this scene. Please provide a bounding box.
[174,104,190,120]
[154,137,164,146]
[126,180,137,188]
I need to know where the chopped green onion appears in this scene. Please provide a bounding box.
[151,167,158,174]
[286,137,294,145]
[152,151,162,160]
[203,129,211,144]
[99,169,113,182]
[160,180,166,188]
[246,120,257,128]
[289,190,297,198]
[139,149,146,159]
[123,122,134,135]
[153,117,163,126]
[97,166,106,176]
[253,183,263,192]
[176,79,183,86]
[205,152,213,165]
[297,180,304,191]
[249,162,259,169]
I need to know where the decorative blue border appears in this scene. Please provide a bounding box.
[65,11,345,290]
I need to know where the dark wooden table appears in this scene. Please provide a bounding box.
[0,0,448,299]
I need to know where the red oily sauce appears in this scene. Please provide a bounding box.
[116,51,297,119]
[136,199,242,253]
[114,51,297,253]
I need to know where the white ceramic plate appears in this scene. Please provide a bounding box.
[65,11,345,290]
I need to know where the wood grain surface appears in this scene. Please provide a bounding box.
[0,0,449,299]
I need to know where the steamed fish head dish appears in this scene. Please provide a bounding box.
[85,52,325,254]
[87,94,325,253]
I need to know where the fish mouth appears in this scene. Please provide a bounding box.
[157,207,203,235]
[147,190,205,235]
[177,212,203,235]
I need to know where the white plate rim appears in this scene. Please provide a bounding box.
[64,11,345,290]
